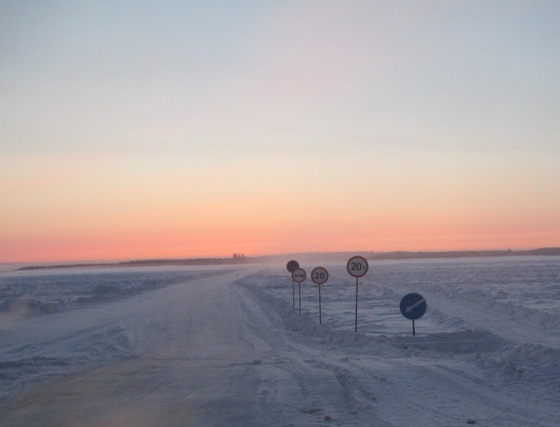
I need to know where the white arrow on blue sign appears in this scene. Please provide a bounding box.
[399,293,427,320]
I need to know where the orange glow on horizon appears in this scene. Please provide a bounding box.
[2,223,558,264]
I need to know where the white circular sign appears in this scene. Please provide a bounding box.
[292,268,307,283]
[347,256,369,278]
[311,267,329,285]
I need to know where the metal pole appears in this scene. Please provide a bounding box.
[355,277,359,332]
[412,319,416,336]
[292,280,295,310]
[319,285,322,324]
[298,282,301,314]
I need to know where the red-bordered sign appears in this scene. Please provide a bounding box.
[292,268,306,283]
[311,267,329,285]
[347,256,369,278]
[286,260,299,273]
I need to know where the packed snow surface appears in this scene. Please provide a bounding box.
[1,257,559,426]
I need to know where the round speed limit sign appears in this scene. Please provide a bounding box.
[347,256,369,278]
[311,267,329,286]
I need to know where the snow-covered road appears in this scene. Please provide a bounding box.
[1,264,559,426]
[1,269,264,426]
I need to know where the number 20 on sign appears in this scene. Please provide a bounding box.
[347,256,369,332]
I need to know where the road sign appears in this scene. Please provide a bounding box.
[286,260,299,273]
[311,267,328,324]
[347,255,369,332]
[292,268,306,283]
[311,267,329,285]
[399,293,427,320]
[347,256,369,278]
[287,261,300,311]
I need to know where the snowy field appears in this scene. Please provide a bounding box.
[1,256,559,426]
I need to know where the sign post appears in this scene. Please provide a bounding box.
[399,293,427,336]
[286,260,300,311]
[347,256,369,332]
[311,267,329,324]
[292,268,306,314]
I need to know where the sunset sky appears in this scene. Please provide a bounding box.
[2,1,560,263]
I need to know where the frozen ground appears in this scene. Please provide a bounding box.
[0,257,559,426]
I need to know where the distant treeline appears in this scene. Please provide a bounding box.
[369,247,560,260]
[17,256,250,271]
[259,248,560,263]
[16,247,560,271]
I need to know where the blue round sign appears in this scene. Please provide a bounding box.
[399,293,427,320]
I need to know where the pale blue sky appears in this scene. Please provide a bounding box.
[3,1,559,156]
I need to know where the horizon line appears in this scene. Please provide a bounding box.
[6,247,560,271]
